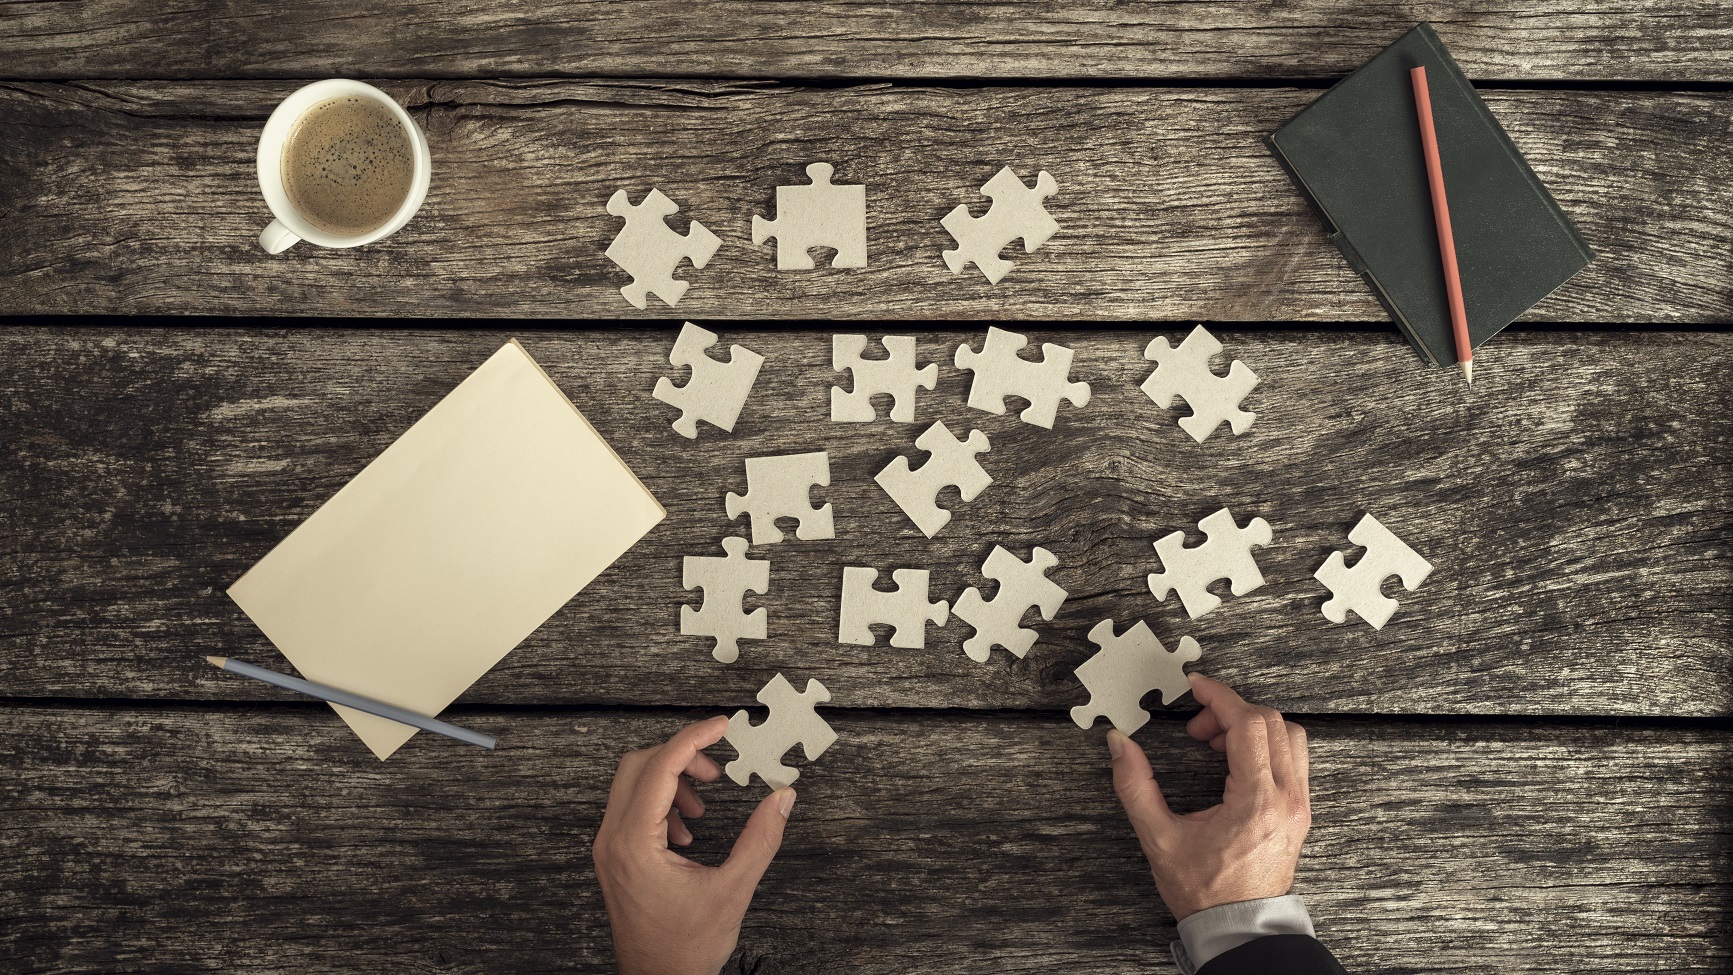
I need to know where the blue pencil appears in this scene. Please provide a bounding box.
[205,656,496,750]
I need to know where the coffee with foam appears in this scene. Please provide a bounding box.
[281,96,415,238]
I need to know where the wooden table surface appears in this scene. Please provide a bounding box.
[2,6,1730,974]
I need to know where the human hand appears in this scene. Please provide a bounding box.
[592,715,796,975]
[1106,672,1311,922]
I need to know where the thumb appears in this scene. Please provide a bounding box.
[723,786,795,888]
[1108,731,1175,834]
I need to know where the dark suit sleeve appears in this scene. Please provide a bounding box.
[1196,934,1349,975]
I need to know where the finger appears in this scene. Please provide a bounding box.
[602,747,653,828]
[686,748,724,784]
[1288,721,1311,800]
[722,787,795,889]
[665,807,693,847]
[1261,707,1296,790]
[673,777,706,820]
[1222,711,1274,814]
[1185,672,1253,743]
[625,716,731,833]
[1108,731,1175,836]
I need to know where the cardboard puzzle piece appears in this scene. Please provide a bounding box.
[1315,513,1433,629]
[831,334,937,423]
[838,566,949,649]
[680,536,770,663]
[652,322,765,439]
[873,421,992,538]
[724,673,837,791]
[1142,325,1260,443]
[751,162,867,270]
[954,326,1090,429]
[605,188,721,309]
[726,451,834,545]
[1070,620,1202,736]
[953,545,1067,663]
[941,166,1059,284]
[1148,507,1273,619]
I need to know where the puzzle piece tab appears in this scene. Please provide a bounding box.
[605,188,720,309]
[838,566,949,649]
[1071,620,1202,736]
[955,327,1090,429]
[953,545,1067,663]
[1315,513,1433,629]
[1148,507,1273,619]
[726,451,834,545]
[1142,325,1260,443]
[681,536,770,663]
[941,166,1059,284]
[831,334,937,423]
[873,421,991,538]
[752,162,867,270]
[725,673,837,791]
[652,322,764,438]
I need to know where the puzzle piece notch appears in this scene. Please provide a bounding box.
[941,166,1059,284]
[838,566,949,649]
[954,326,1091,429]
[1142,325,1260,443]
[751,162,867,270]
[652,322,765,439]
[680,536,770,664]
[725,674,837,791]
[1147,507,1273,620]
[726,451,835,545]
[1315,513,1434,629]
[605,188,721,309]
[953,545,1068,663]
[831,334,938,423]
[1071,620,1202,736]
[873,421,992,538]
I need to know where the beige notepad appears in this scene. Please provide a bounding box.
[228,339,664,759]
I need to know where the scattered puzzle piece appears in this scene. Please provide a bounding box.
[941,166,1059,284]
[953,545,1067,663]
[724,673,837,791]
[838,566,949,649]
[680,536,770,664]
[955,326,1090,429]
[873,421,992,538]
[652,322,765,438]
[752,162,867,270]
[1070,620,1202,735]
[605,188,720,309]
[1147,507,1273,619]
[1315,513,1433,629]
[726,451,834,545]
[831,334,937,423]
[1142,325,1260,443]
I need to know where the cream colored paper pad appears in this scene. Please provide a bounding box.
[228,340,664,759]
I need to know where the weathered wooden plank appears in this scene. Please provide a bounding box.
[1,705,1727,973]
[0,81,1728,323]
[1,326,1727,717]
[1,4,1730,83]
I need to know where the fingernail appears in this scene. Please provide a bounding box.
[1107,731,1125,758]
[777,788,796,818]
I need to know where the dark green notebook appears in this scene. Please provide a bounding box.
[1267,23,1594,366]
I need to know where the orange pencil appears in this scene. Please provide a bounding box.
[1409,65,1474,385]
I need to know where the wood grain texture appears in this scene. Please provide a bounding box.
[1,705,1727,974]
[2,326,1727,716]
[1,81,1728,322]
[1,3,1731,83]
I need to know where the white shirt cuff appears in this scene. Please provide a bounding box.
[1168,894,1316,974]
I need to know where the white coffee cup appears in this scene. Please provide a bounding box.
[256,79,432,254]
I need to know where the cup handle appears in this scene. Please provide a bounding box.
[259,219,299,254]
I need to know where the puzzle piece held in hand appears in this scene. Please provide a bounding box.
[1142,325,1260,443]
[725,673,837,791]
[1148,507,1273,619]
[955,327,1090,429]
[831,334,937,423]
[752,162,867,270]
[941,166,1059,284]
[681,536,770,663]
[838,566,949,649]
[652,322,764,439]
[1071,620,1202,736]
[953,545,1067,663]
[605,188,721,309]
[726,451,834,545]
[874,421,991,538]
[1315,513,1433,629]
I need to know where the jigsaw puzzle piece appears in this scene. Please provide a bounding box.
[680,536,770,663]
[954,326,1090,429]
[724,673,837,790]
[873,421,992,538]
[1070,620,1202,736]
[726,451,834,545]
[751,162,867,270]
[1142,325,1260,443]
[1315,513,1433,629]
[953,545,1067,663]
[838,566,949,649]
[605,188,720,309]
[1147,507,1273,619]
[831,334,938,423]
[941,166,1059,284]
[651,322,765,438]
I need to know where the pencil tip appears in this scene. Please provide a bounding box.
[1461,360,1473,385]
[204,656,226,668]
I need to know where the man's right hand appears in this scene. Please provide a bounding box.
[1107,672,1313,922]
